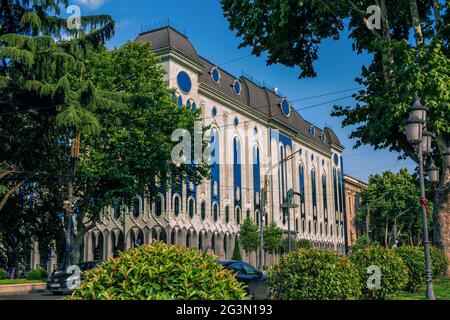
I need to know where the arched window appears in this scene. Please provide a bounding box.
[213,203,219,222]
[200,201,206,221]
[188,198,195,219]
[322,173,328,213]
[299,164,305,220]
[155,195,163,217]
[114,202,121,220]
[311,168,317,221]
[225,206,230,224]
[133,197,140,218]
[333,167,339,224]
[246,209,250,220]
[235,206,241,225]
[174,195,180,217]
[186,232,191,248]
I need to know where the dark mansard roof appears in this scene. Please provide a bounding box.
[136,26,343,151]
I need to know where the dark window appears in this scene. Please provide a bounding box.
[235,207,241,225]
[225,206,230,224]
[211,107,217,117]
[174,196,180,217]
[114,202,121,219]
[133,198,140,218]
[155,196,163,217]
[211,67,221,83]
[201,201,206,221]
[189,198,195,219]
[213,203,219,222]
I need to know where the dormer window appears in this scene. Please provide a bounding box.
[280,99,291,117]
[321,133,327,143]
[309,126,316,137]
[211,67,221,84]
[232,80,242,95]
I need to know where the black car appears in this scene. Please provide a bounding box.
[47,261,101,295]
[216,260,268,300]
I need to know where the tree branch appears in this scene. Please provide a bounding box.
[0,180,26,210]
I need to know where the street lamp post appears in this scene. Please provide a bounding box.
[405,94,435,300]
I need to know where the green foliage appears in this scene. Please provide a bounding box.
[430,247,449,277]
[350,247,408,300]
[27,269,48,280]
[69,242,250,300]
[268,248,362,300]
[0,269,7,280]
[263,222,283,254]
[394,246,426,292]
[358,169,427,247]
[351,237,382,252]
[239,218,259,253]
[232,237,243,261]
[279,238,313,255]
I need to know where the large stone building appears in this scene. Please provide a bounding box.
[344,175,368,247]
[29,26,349,271]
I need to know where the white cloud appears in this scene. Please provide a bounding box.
[75,0,107,9]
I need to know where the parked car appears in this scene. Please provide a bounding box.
[216,260,268,300]
[46,261,101,295]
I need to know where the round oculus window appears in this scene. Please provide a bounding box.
[280,99,291,117]
[233,80,242,95]
[177,71,192,93]
[211,67,221,83]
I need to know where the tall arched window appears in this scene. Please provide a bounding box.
[174,195,180,217]
[333,167,339,235]
[322,173,328,224]
[133,197,140,218]
[188,198,195,219]
[155,195,163,217]
[233,137,242,212]
[225,206,230,224]
[114,202,121,220]
[235,206,241,225]
[299,164,306,221]
[200,201,206,221]
[213,203,219,222]
[311,168,317,226]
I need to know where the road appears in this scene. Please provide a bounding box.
[0,291,66,300]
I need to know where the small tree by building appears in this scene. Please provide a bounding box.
[264,222,283,255]
[239,218,260,255]
[232,237,243,261]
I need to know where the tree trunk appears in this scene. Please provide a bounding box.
[437,188,450,275]
[409,0,424,45]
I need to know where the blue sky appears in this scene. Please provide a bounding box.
[74,0,416,183]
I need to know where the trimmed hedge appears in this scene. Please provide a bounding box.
[0,268,7,280]
[268,248,362,300]
[350,247,408,300]
[27,269,48,280]
[70,242,250,300]
[394,246,424,292]
[430,247,449,277]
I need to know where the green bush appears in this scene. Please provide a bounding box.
[394,246,424,292]
[268,248,362,300]
[27,269,48,280]
[350,237,381,252]
[70,242,250,300]
[350,247,408,300]
[297,239,313,249]
[0,268,7,280]
[430,247,449,277]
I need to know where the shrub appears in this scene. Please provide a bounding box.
[27,269,48,280]
[268,248,361,300]
[0,268,7,280]
[394,246,424,292]
[350,237,381,252]
[430,247,449,277]
[350,247,408,300]
[70,242,250,300]
[297,239,313,249]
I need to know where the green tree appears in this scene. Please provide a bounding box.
[359,169,431,248]
[221,0,449,253]
[239,218,259,255]
[0,0,114,268]
[263,222,283,255]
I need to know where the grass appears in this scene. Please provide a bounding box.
[392,276,450,300]
[0,279,46,285]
